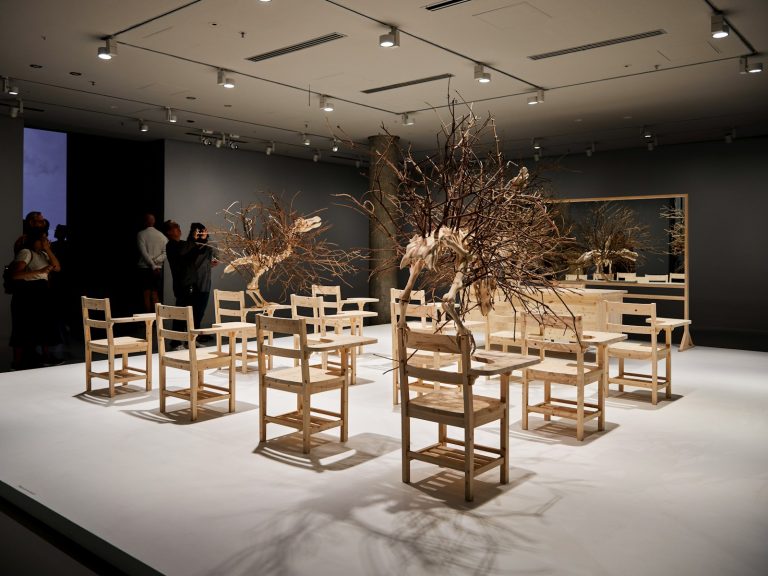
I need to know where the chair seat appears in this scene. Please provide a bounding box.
[409,390,503,426]
[525,357,602,383]
[264,365,346,390]
[489,329,521,342]
[608,340,668,359]
[89,336,149,351]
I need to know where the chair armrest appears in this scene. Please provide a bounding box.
[112,316,154,324]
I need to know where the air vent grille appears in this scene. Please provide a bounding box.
[247,33,346,62]
[425,0,473,11]
[362,73,453,94]
[528,29,666,60]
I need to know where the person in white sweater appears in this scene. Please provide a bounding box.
[137,213,168,313]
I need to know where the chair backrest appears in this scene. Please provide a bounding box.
[616,272,637,281]
[214,289,248,324]
[603,301,657,336]
[156,303,197,351]
[82,296,114,343]
[564,274,587,281]
[391,301,439,331]
[668,272,686,282]
[256,314,310,366]
[522,313,586,355]
[390,288,426,305]
[290,294,323,332]
[311,285,343,316]
[397,327,470,390]
[639,274,669,283]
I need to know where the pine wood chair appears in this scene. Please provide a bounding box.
[616,272,637,281]
[397,327,536,501]
[602,301,671,405]
[390,290,460,405]
[213,289,259,374]
[639,274,669,283]
[521,313,604,441]
[81,296,154,397]
[313,283,378,355]
[155,304,237,421]
[256,314,349,453]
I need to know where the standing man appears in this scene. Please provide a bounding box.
[137,213,168,313]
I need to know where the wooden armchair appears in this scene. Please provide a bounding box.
[603,301,671,405]
[256,315,349,453]
[81,296,154,397]
[521,313,604,441]
[390,291,460,405]
[397,326,538,501]
[155,304,237,421]
[213,289,259,374]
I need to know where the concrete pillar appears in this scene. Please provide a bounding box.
[368,134,400,324]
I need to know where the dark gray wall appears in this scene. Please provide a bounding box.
[538,136,768,351]
[0,118,25,369]
[163,140,370,326]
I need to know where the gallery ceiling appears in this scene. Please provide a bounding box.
[1,0,766,165]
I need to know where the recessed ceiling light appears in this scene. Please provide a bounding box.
[29,64,43,69]
[69,71,82,76]
[224,104,232,108]
[574,118,583,123]
[186,96,197,100]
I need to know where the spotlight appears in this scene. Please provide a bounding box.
[379,26,400,48]
[642,126,653,139]
[8,84,19,96]
[647,136,657,151]
[725,129,736,144]
[217,69,235,88]
[532,139,541,150]
[266,141,274,155]
[139,120,148,133]
[402,112,415,126]
[331,138,340,152]
[201,137,211,146]
[474,64,491,84]
[229,141,238,150]
[10,106,19,118]
[711,13,729,39]
[313,150,321,163]
[740,56,763,74]
[533,151,541,162]
[302,133,311,146]
[319,95,334,112]
[355,158,362,169]
[586,142,595,157]
[527,90,544,105]
[97,37,118,60]
[165,107,177,123]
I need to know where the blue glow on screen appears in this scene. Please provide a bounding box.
[23,127,67,233]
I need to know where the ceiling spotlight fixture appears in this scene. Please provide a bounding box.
[725,129,736,144]
[331,138,340,152]
[302,133,311,146]
[259,0,272,2]
[402,112,415,126]
[711,13,729,39]
[97,37,117,60]
[355,158,362,169]
[379,26,400,48]
[266,141,274,155]
[586,142,595,157]
[313,150,321,163]
[647,136,658,151]
[2,77,19,95]
[740,56,763,74]
[532,139,541,150]
[165,107,177,123]
[533,151,541,162]
[642,126,654,139]
[9,100,22,118]
[217,69,235,88]
[139,119,148,133]
[229,140,238,150]
[319,95,335,112]
[527,89,545,105]
[474,63,491,84]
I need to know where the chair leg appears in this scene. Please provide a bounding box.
[597,375,605,432]
[302,388,311,454]
[401,399,411,484]
[259,380,267,444]
[85,349,92,392]
[190,369,198,421]
[618,358,625,393]
[159,365,167,413]
[500,374,509,485]
[108,354,116,398]
[521,373,529,430]
[340,377,348,443]
[544,380,551,421]
[651,355,658,405]
[666,349,672,399]
[576,381,585,441]
[465,424,475,502]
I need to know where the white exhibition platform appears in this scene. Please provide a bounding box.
[1,323,767,576]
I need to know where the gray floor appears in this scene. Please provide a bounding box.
[1,324,767,576]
